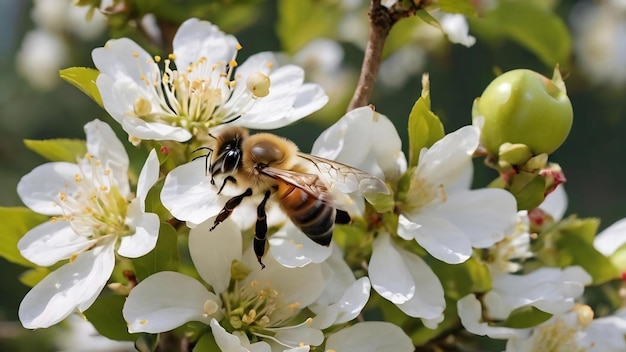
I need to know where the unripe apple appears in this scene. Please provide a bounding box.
[474,69,573,155]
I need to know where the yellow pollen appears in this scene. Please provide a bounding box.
[296,243,303,249]
[259,316,270,325]
[140,319,148,325]
[99,185,108,191]
[154,55,161,63]
[229,59,238,67]
[236,43,242,50]
[85,153,94,159]
[104,168,111,175]
[266,62,273,69]
[69,253,78,263]
[229,81,237,88]
[168,53,176,60]
[132,52,139,58]
[305,317,313,324]
[50,217,57,223]
[327,350,337,352]
[299,342,305,347]
[134,97,152,116]
[75,174,82,183]
[220,72,227,78]
[288,302,301,310]
[250,280,258,288]
[58,192,67,201]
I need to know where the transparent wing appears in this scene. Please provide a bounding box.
[258,166,336,205]
[297,153,390,196]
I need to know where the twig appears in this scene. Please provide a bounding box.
[347,0,428,111]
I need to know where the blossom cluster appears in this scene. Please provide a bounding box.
[9,16,626,352]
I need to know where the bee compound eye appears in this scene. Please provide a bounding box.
[250,141,283,164]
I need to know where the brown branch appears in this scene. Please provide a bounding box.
[347,0,430,111]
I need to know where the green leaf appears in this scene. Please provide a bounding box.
[193,332,220,352]
[84,295,137,341]
[502,305,552,328]
[132,223,179,281]
[60,67,103,107]
[0,207,48,267]
[427,255,492,299]
[470,0,571,67]
[557,232,620,285]
[24,139,86,163]
[439,0,477,17]
[276,0,341,54]
[407,76,445,167]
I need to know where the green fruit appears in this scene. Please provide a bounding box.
[474,69,573,155]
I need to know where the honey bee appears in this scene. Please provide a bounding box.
[196,126,389,268]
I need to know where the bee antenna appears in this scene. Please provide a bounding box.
[191,147,213,176]
[222,115,242,124]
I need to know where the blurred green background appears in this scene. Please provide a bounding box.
[1,0,625,349]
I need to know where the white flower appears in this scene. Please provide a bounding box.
[55,315,135,352]
[482,266,592,320]
[123,217,367,350]
[311,107,446,325]
[399,125,518,264]
[460,296,626,352]
[594,217,626,257]
[16,119,160,329]
[92,18,328,142]
[437,13,476,47]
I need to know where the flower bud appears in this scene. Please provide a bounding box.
[474,69,573,155]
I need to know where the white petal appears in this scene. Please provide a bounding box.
[18,220,96,266]
[484,266,592,319]
[94,74,142,125]
[395,250,446,320]
[269,223,332,268]
[17,162,79,215]
[189,218,241,294]
[416,125,479,188]
[124,272,219,333]
[594,217,626,256]
[19,239,116,329]
[311,107,404,180]
[172,18,239,71]
[311,246,356,310]
[136,149,160,204]
[457,294,524,339]
[401,214,472,264]
[325,322,414,352]
[117,200,160,258]
[160,159,223,226]
[370,233,415,304]
[92,37,153,84]
[539,185,568,221]
[121,115,192,142]
[333,277,371,325]
[274,326,323,347]
[242,250,324,308]
[84,119,129,193]
[210,319,256,352]
[437,189,517,248]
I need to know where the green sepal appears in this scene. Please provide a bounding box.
[135,333,158,352]
[24,139,87,163]
[407,75,445,168]
[83,295,136,341]
[439,0,477,17]
[132,223,179,281]
[509,171,545,210]
[0,207,48,267]
[60,67,103,107]
[415,9,441,30]
[609,243,626,273]
[364,191,395,214]
[502,305,552,328]
[469,0,571,67]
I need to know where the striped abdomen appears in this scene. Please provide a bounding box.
[275,181,335,246]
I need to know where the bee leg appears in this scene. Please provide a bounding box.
[335,209,351,224]
[216,175,237,194]
[254,190,271,269]
[210,188,253,231]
